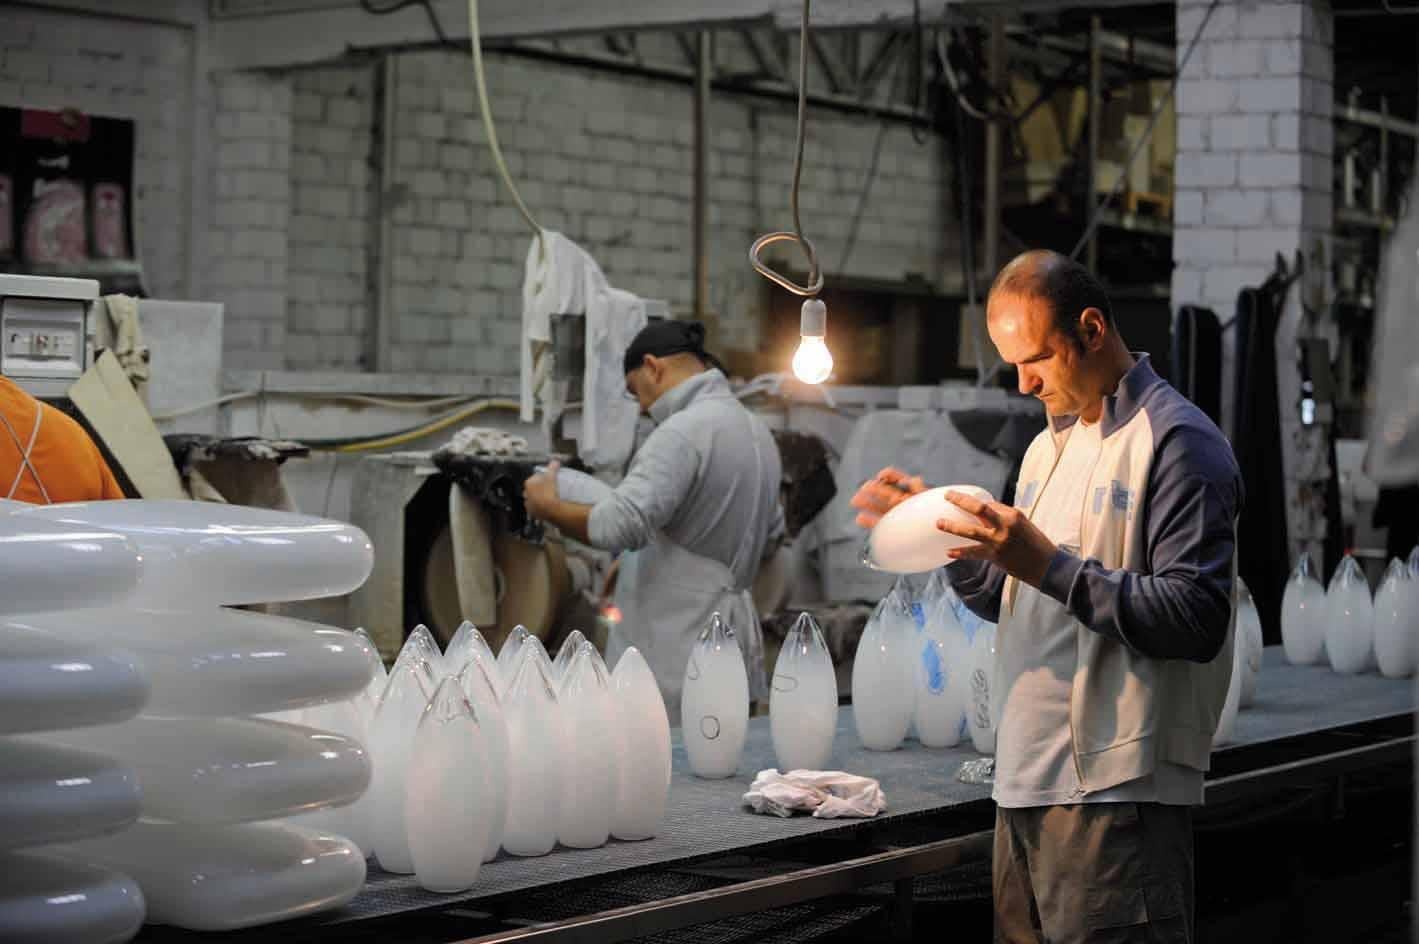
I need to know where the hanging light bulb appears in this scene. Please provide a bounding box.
[792,298,833,384]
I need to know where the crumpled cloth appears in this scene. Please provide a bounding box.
[742,768,887,819]
[446,426,529,457]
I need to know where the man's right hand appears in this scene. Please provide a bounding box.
[849,467,928,529]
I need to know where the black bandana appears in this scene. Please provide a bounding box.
[622,320,723,375]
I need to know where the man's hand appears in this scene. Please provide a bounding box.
[850,467,927,529]
[523,460,561,521]
[938,490,1058,588]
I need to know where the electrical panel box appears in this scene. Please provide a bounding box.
[0,274,96,399]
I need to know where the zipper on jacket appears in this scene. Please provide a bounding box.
[1067,423,1111,793]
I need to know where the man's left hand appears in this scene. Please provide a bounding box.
[523,460,561,520]
[938,490,1058,588]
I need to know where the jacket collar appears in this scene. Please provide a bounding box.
[649,368,731,424]
[1048,352,1163,441]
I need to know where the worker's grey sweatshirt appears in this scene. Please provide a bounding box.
[948,354,1243,791]
[588,369,783,589]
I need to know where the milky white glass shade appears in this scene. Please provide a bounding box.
[457,655,509,862]
[14,500,374,607]
[1325,555,1374,674]
[863,485,994,574]
[54,821,365,931]
[45,716,369,826]
[851,593,915,751]
[0,850,144,944]
[368,659,435,873]
[1373,558,1417,678]
[0,624,147,735]
[445,621,496,680]
[770,613,838,772]
[1281,552,1326,665]
[680,613,750,779]
[406,678,492,893]
[1212,622,1245,747]
[913,597,970,749]
[497,625,532,684]
[552,629,587,681]
[286,696,375,857]
[556,644,617,849]
[966,623,997,755]
[15,609,373,718]
[500,653,562,857]
[0,739,139,851]
[1235,579,1264,708]
[610,647,671,840]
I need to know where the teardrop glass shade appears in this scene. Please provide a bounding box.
[44,716,370,826]
[367,659,435,873]
[1235,578,1264,708]
[15,499,374,608]
[0,739,140,851]
[770,612,838,772]
[1325,555,1375,674]
[1408,545,1419,579]
[0,624,148,736]
[862,485,995,573]
[555,644,616,849]
[1212,619,1244,747]
[680,612,749,779]
[913,590,970,748]
[1373,558,1417,679]
[52,821,365,931]
[522,636,553,675]
[0,850,145,943]
[456,656,508,863]
[444,621,496,680]
[497,625,532,684]
[610,647,671,840]
[851,591,914,751]
[499,653,561,857]
[354,627,388,728]
[553,630,587,681]
[405,678,491,893]
[1281,551,1326,665]
[405,624,444,677]
[966,623,997,755]
[288,697,375,857]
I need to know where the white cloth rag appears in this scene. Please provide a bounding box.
[742,768,887,819]
[446,426,529,457]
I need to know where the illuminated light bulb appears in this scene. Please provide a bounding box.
[792,298,833,385]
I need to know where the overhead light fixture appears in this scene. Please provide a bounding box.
[792,298,832,385]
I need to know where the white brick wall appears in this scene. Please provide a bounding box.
[286,65,376,370]
[210,71,292,370]
[384,50,954,375]
[0,7,194,299]
[1171,0,1334,437]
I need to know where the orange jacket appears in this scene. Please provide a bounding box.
[0,376,124,504]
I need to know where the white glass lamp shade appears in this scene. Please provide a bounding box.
[16,609,374,718]
[405,678,492,893]
[368,658,436,873]
[0,516,140,614]
[15,500,374,607]
[863,485,995,574]
[54,821,365,932]
[1235,579,1264,708]
[45,716,369,826]
[0,739,140,851]
[286,696,375,857]
[1280,552,1326,665]
[851,592,915,751]
[1325,555,1375,674]
[555,643,617,850]
[966,623,998,755]
[457,655,509,862]
[1374,558,1417,678]
[0,851,145,944]
[500,653,562,857]
[769,613,838,772]
[913,594,970,749]
[497,625,533,684]
[610,647,671,840]
[1212,622,1245,747]
[0,624,147,735]
[552,629,588,682]
[680,613,750,779]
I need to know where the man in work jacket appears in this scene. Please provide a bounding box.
[853,249,1241,944]
[524,320,784,718]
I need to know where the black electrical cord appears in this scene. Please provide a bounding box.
[910,0,929,144]
[359,0,455,47]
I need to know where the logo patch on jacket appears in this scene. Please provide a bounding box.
[1091,481,1137,519]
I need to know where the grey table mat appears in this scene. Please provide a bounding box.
[338,645,1414,922]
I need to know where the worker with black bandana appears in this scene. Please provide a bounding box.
[523,321,784,717]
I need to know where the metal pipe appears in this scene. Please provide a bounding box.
[1086,14,1103,275]
[372,53,398,373]
[693,30,710,321]
[983,15,1004,282]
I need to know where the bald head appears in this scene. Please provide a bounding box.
[988,250,1113,350]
